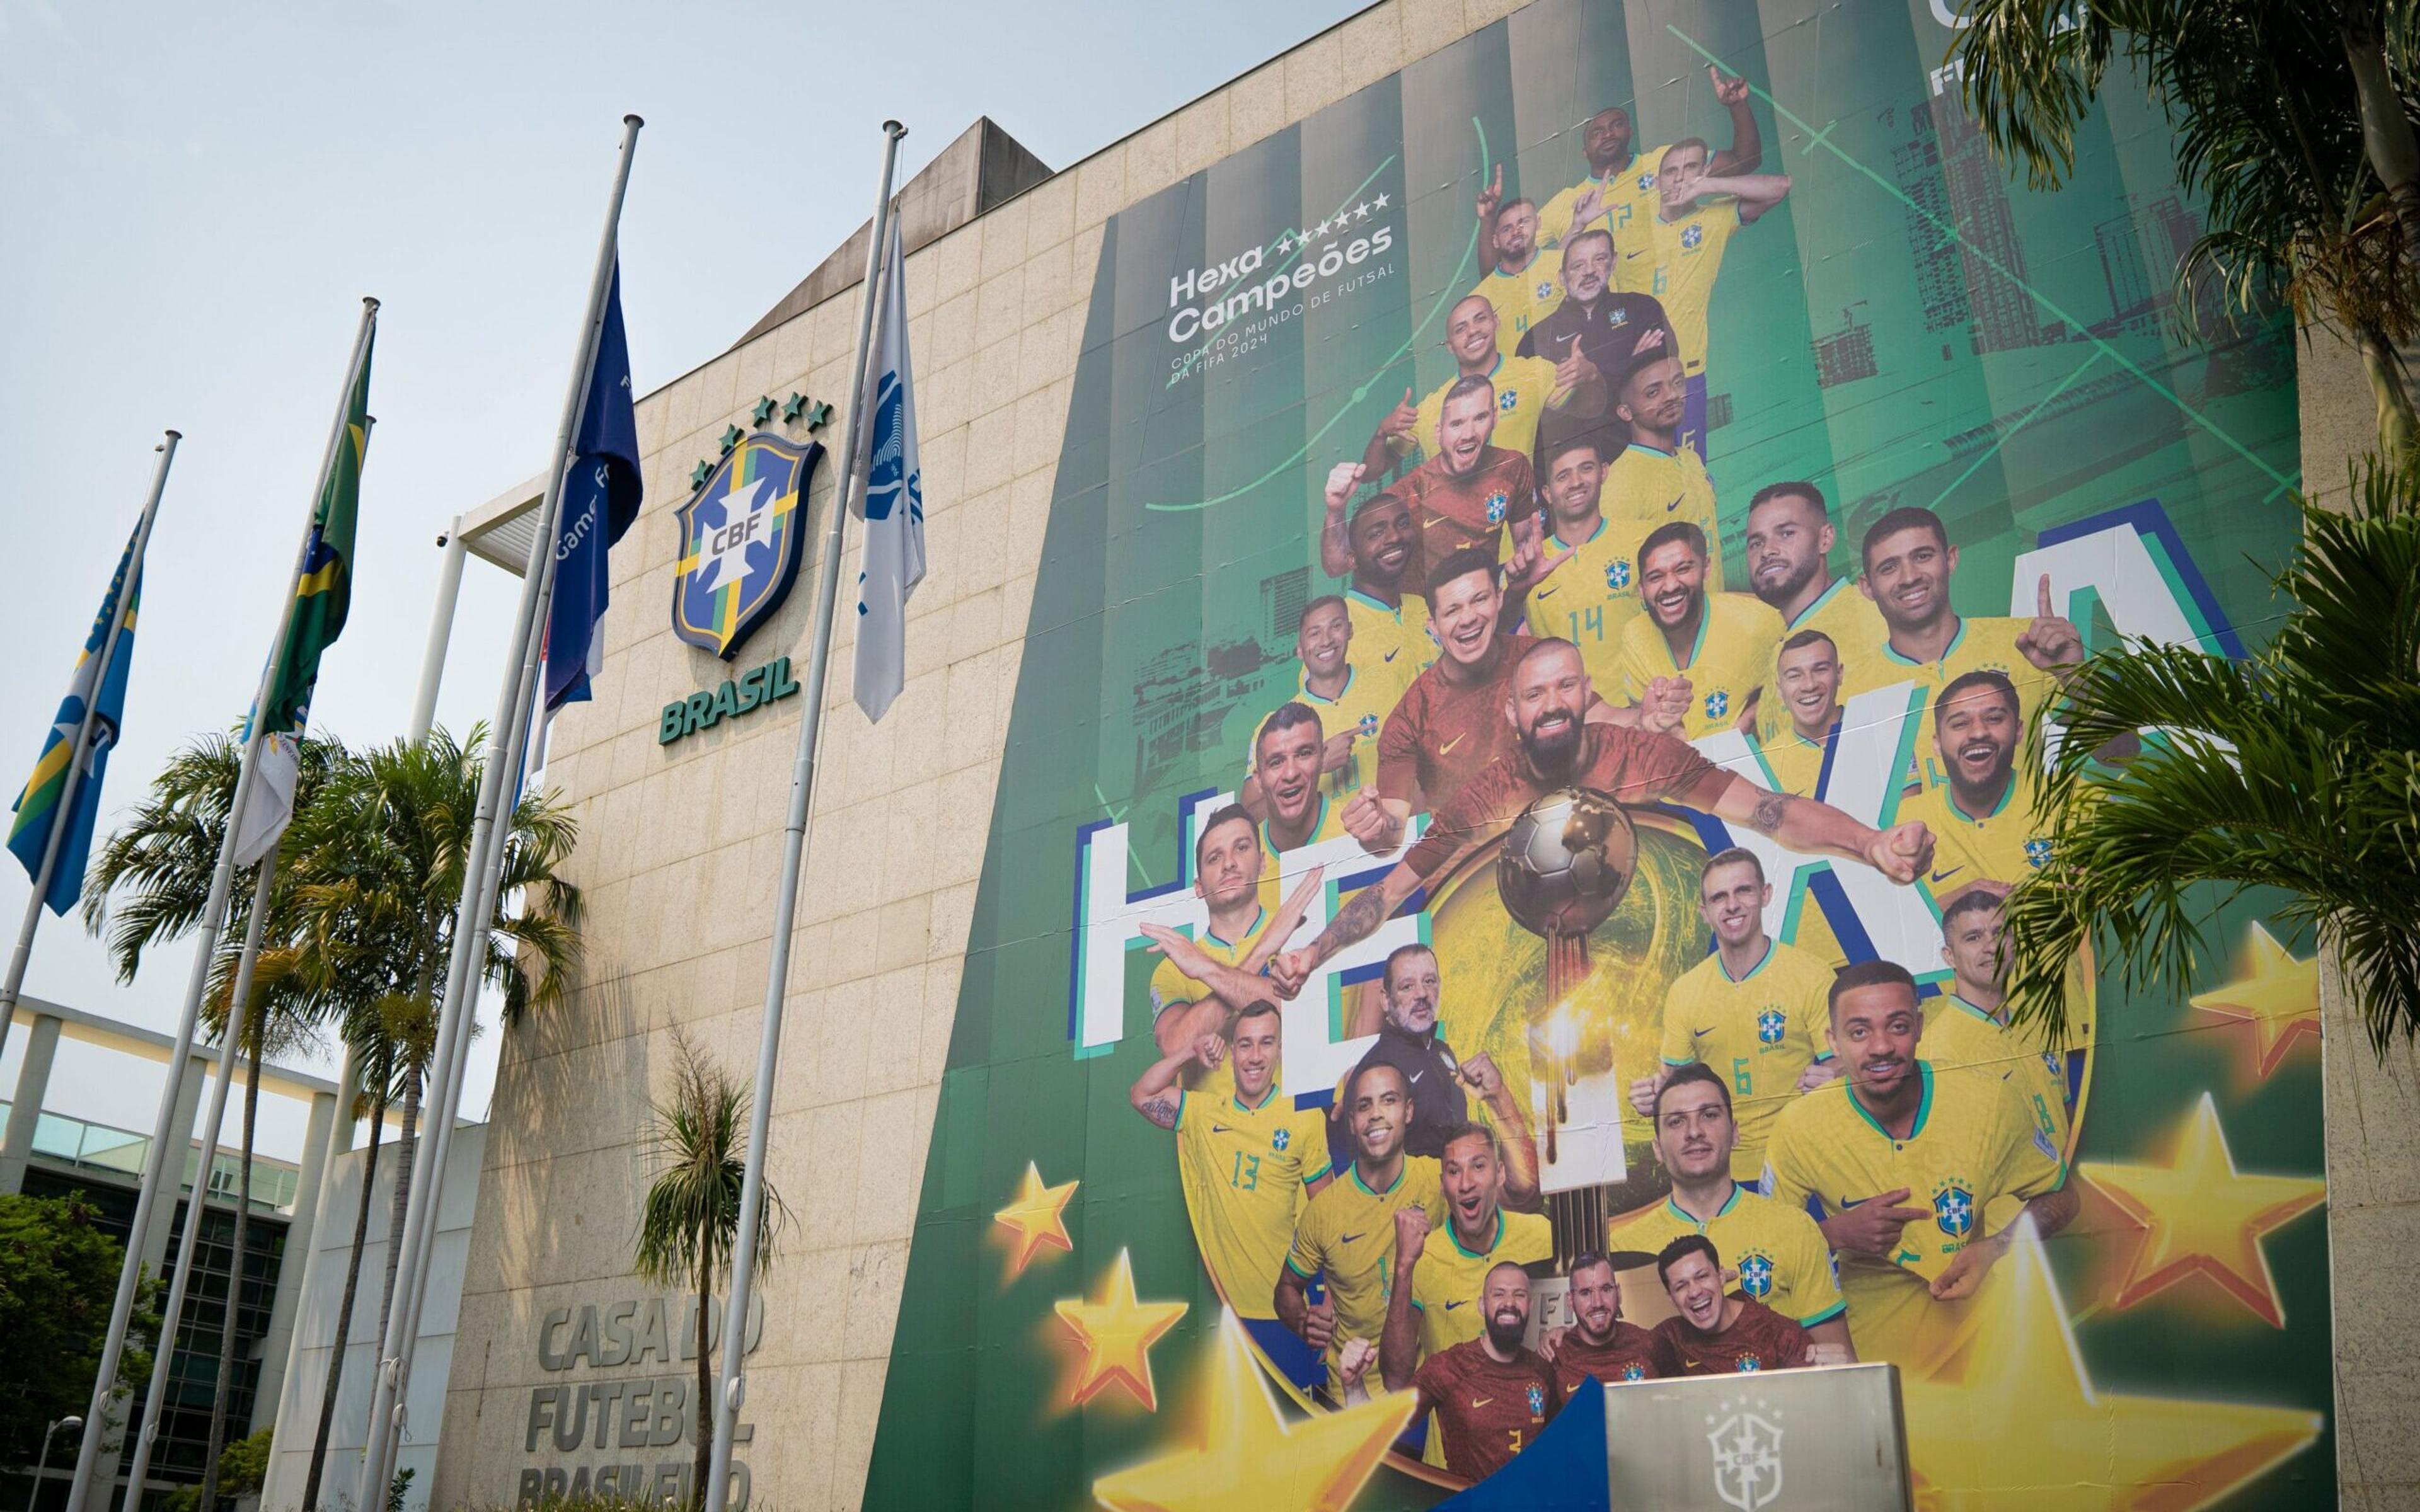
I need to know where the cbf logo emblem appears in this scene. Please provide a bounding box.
[2025,836,2053,868]
[1271,1128,1292,1152]
[1485,491,1509,524]
[1705,689,1730,719]
[1934,1181,1976,1238]
[1707,1397,1783,1511]
[1755,1008,1785,1045]
[1357,713,1380,738]
[1526,1383,1545,1416]
[1737,1251,1774,1298]
[1681,224,1706,251]
[672,433,823,659]
[1606,558,1632,590]
[1498,389,1519,413]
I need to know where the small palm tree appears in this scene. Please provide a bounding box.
[81,730,346,1512]
[278,726,579,1506]
[633,1031,788,1511]
[1952,1,2420,454]
[2003,458,2420,1050]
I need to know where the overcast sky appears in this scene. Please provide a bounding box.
[0,0,1366,1160]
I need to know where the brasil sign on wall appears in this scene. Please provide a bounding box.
[863,0,2331,1505]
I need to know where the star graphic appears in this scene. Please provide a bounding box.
[1353,201,1370,220]
[992,1161,1078,1277]
[2189,922,2320,1079]
[805,399,834,430]
[718,423,744,453]
[1054,1249,1188,1410]
[1092,1310,1416,1512]
[1371,192,1390,210]
[2078,1092,2326,1327]
[1901,1222,2322,1504]
[780,392,809,423]
[749,394,778,426]
[689,459,714,488]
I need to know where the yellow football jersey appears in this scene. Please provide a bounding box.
[1630,198,1742,373]
[1286,1157,1447,1393]
[1757,578,1889,743]
[1410,352,1562,467]
[1761,1062,2064,1370]
[1618,592,1785,741]
[1407,1208,1553,1361]
[1175,1085,1332,1321]
[1902,778,2050,898]
[1656,941,1835,1180]
[1342,589,1435,689]
[1747,725,1836,799]
[1536,147,1671,258]
[1467,258,1566,362]
[1253,664,1399,803]
[1921,995,2071,1156]
[1838,614,2052,796]
[1599,444,1724,589]
[1148,910,1276,1101]
[1523,520,1647,701]
[1608,1182,1845,1327]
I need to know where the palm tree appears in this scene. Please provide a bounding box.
[633,1031,788,1511]
[1952,1,2420,454]
[2002,457,2420,1049]
[278,726,580,1506]
[81,731,346,1512]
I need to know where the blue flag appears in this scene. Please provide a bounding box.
[9,527,144,914]
[544,263,643,712]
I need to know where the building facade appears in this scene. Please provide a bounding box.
[432,1,2402,1507]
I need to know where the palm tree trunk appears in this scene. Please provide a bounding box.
[376,1065,422,1341]
[199,1021,265,1512]
[2353,321,2419,460]
[302,1080,388,1511]
[693,1231,713,1511]
[2342,14,2420,282]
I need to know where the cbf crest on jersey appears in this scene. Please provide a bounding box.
[671,432,822,658]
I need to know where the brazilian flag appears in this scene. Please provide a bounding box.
[263,329,373,735]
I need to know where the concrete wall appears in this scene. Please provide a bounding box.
[263,1126,486,1512]
[2297,325,2420,1512]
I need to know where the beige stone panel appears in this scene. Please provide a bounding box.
[859,968,928,1101]
[687,354,743,438]
[974,266,1027,351]
[970,335,1023,427]
[1013,379,1076,479]
[1020,175,1076,263]
[1073,142,1127,232]
[848,1085,936,1246]
[978,198,1032,283]
[1400,0,1469,64]
[474,1140,649,1294]
[1228,63,1289,154]
[1284,22,1352,123]
[1126,118,1180,203]
[1463,0,1528,27]
[829,1358,894,1512]
[960,404,1018,497]
[1338,4,1411,91]
[1175,94,1233,178]
[730,336,778,417]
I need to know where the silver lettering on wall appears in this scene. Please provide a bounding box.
[514,1293,764,1508]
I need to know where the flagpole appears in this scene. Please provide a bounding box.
[703,118,908,1512]
[69,299,378,1512]
[0,430,178,1065]
[350,115,642,1512]
[117,851,279,1505]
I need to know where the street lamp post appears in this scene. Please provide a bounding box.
[31,1418,82,1512]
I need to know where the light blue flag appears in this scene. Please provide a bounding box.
[851,216,925,723]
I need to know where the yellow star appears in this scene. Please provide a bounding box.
[993,1161,1079,1277]
[1903,1222,2321,1508]
[1054,1249,1189,1411]
[1092,1310,1417,1512]
[2078,1092,2326,1328]
[2189,922,2320,1079]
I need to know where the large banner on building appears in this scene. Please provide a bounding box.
[863,0,2329,1505]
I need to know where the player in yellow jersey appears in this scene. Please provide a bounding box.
[1245,704,1356,857]
[1748,631,1842,799]
[1240,596,1402,808]
[1628,850,1837,1176]
[1599,355,1724,587]
[1277,1061,1447,1400]
[1136,806,1318,1091]
[1535,70,1763,258]
[1465,175,1564,360]
[1761,961,2078,1372]
[1610,1063,1852,1358]
[1927,890,2073,1157]
[1626,140,1792,454]
[1899,671,2052,903]
[1523,437,1639,693]
[1850,507,2084,793]
[1336,489,1436,685]
[1617,524,1782,740]
[1131,1000,1334,1390]
[1743,482,1887,743]
[1365,295,1598,474]
[1381,1122,1553,1387]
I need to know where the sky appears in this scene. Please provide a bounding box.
[0,0,1368,1162]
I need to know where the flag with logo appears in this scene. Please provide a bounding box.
[851,216,925,723]
[544,263,643,712]
[235,324,374,867]
[8,527,146,914]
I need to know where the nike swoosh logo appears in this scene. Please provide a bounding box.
[1439,734,1466,755]
[1694,1026,1715,1037]
[1340,1232,1367,1244]
[1664,495,1685,513]
[1839,1195,1870,1209]
[1408,1069,1424,1083]
[1383,648,1401,662]
[1445,1300,1470,1310]
[1470,1397,1492,1407]
[1929,867,1964,883]
[1211,1124,1235,1134]
[1535,586,1559,598]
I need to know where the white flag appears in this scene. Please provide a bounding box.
[231,731,298,868]
[850,215,925,723]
